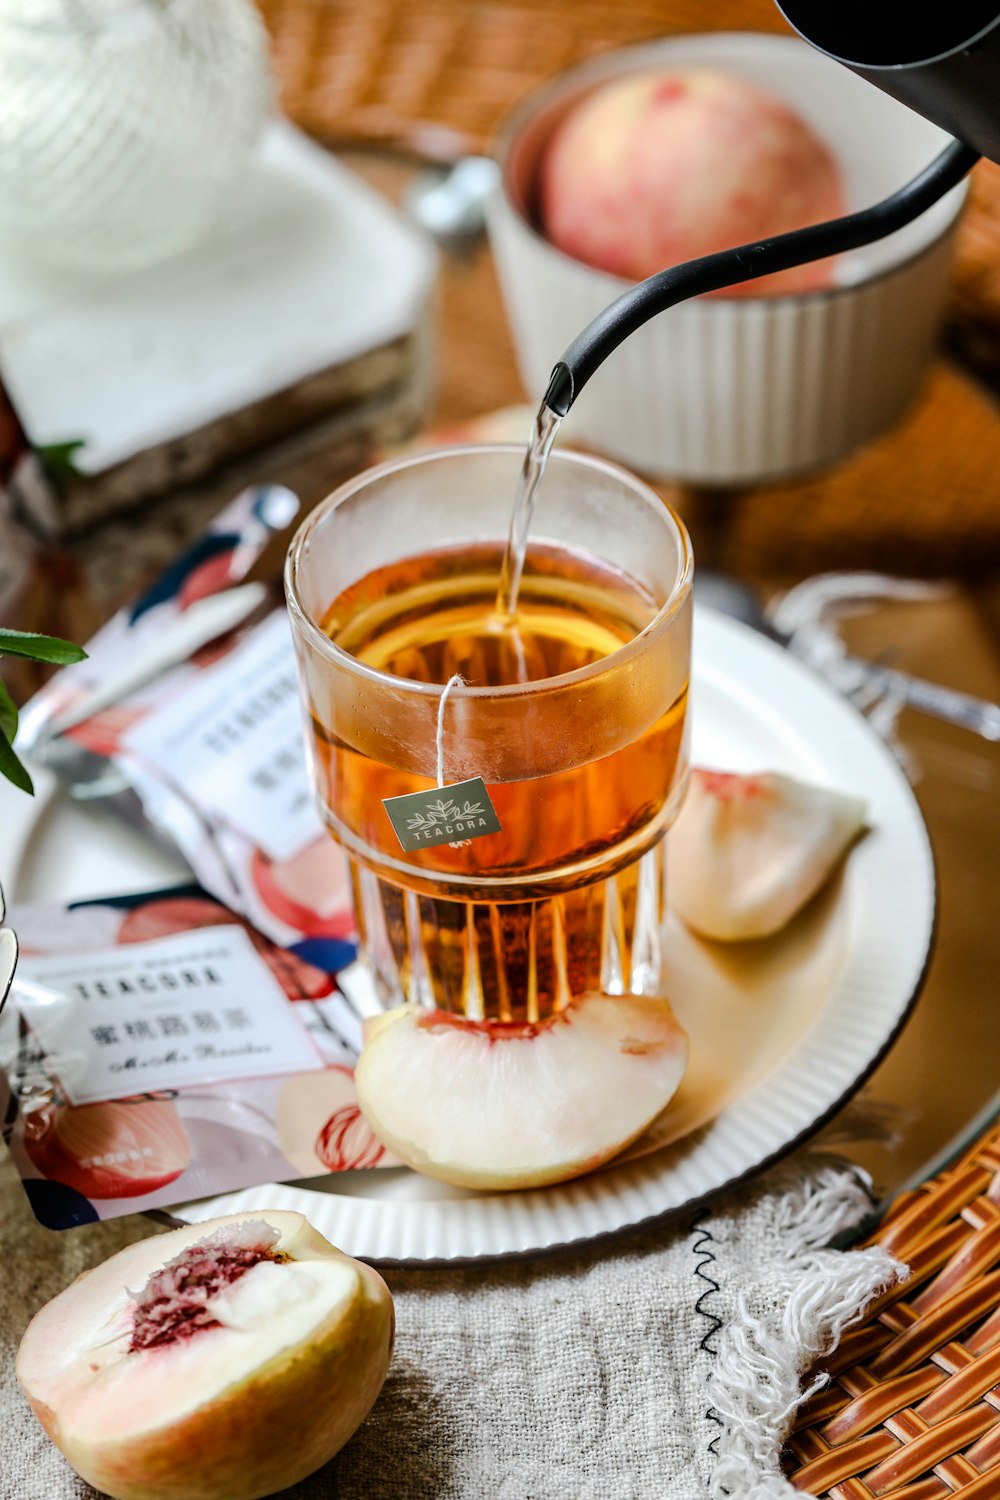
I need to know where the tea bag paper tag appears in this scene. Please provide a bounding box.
[383,777,502,854]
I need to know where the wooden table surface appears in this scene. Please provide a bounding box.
[6,0,1000,1204]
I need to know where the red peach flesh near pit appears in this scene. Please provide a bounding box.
[540,68,845,295]
[128,1222,284,1351]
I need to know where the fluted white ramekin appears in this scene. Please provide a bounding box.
[487,32,967,486]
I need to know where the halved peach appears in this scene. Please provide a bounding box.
[17,1210,393,1500]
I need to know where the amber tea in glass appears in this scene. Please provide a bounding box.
[285,446,692,1022]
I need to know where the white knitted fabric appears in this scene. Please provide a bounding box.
[0,1150,900,1500]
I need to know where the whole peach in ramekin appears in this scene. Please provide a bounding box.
[540,67,844,295]
[488,32,967,485]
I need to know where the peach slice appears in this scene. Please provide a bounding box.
[354,994,687,1190]
[16,1211,393,1500]
[669,769,867,941]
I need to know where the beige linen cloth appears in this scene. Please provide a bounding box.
[0,1149,900,1500]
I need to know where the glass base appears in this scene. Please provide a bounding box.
[348,840,668,1023]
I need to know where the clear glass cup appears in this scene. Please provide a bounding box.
[285,444,692,1022]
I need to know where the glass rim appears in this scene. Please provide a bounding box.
[284,441,693,701]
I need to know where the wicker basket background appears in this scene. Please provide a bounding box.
[784,1114,1000,1499]
[258,0,786,154]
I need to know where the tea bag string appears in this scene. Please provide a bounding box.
[435,673,466,788]
[436,673,470,848]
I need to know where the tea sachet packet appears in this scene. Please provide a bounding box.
[17,485,357,969]
[0,885,395,1231]
[109,605,357,964]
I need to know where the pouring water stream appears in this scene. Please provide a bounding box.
[494,402,562,621]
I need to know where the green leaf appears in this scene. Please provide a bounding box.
[0,728,33,795]
[37,439,86,484]
[0,629,88,665]
[0,678,17,744]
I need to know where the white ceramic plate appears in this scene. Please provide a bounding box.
[0,607,934,1262]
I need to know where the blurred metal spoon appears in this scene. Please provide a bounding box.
[406,157,500,250]
[697,569,1000,742]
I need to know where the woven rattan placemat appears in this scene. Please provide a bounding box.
[784,1111,1000,1498]
[259,0,787,155]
